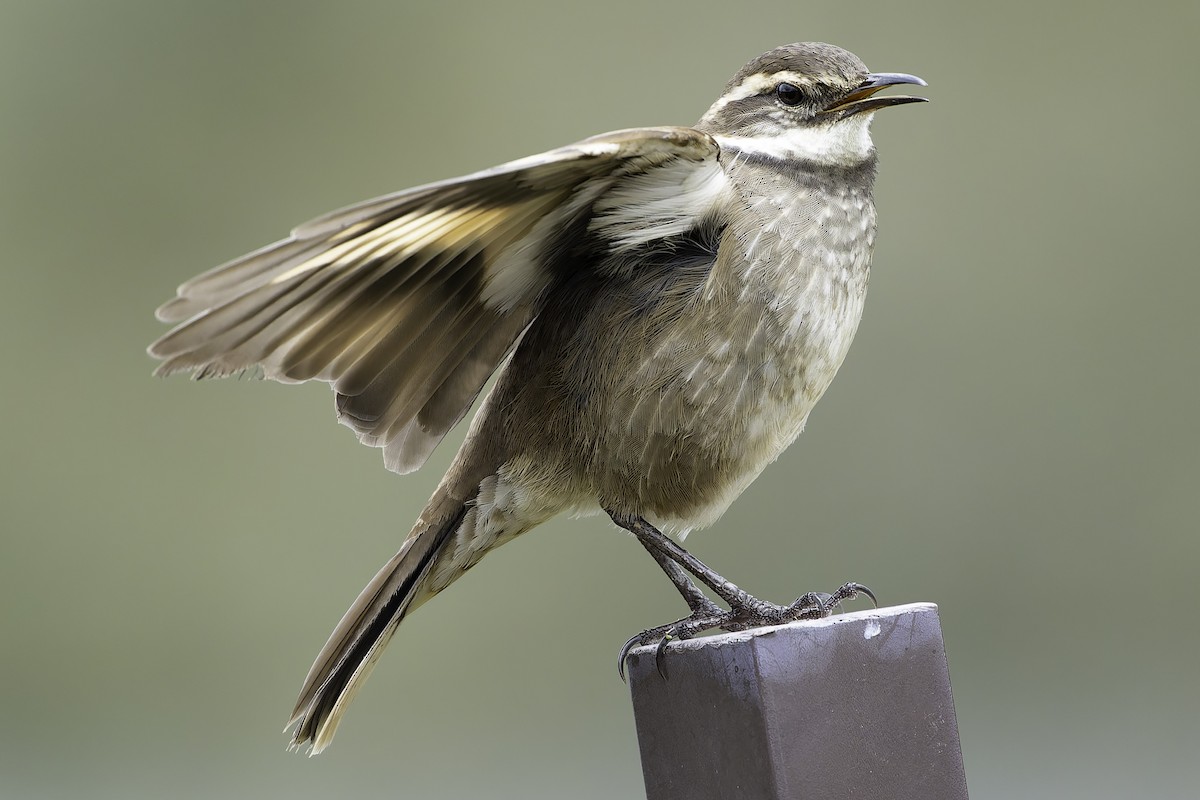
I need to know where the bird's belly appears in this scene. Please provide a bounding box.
[594,257,869,534]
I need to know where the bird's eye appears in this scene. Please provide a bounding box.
[775,83,804,106]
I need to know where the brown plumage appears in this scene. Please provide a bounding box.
[149,43,925,753]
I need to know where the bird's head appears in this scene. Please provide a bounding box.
[698,42,927,167]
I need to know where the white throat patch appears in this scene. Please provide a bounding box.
[716,114,876,167]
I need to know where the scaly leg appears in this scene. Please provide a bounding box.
[607,511,876,678]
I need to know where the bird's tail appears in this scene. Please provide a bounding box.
[286,497,468,754]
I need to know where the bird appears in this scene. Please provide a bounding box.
[148,41,926,754]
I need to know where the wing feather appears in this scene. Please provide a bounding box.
[149,127,724,473]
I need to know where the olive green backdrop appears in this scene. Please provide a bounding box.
[3,2,1197,798]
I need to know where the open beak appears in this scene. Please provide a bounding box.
[823,72,928,118]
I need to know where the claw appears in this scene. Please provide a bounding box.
[617,634,643,682]
[788,591,829,618]
[617,610,728,681]
[618,621,683,681]
[653,628,677,679]
[843,581,878,607]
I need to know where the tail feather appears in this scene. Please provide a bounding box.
[287,503,467,754]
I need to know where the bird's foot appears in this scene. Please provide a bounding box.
[618,602,727,682]
[725,581,878,630]
[619,582,876,680]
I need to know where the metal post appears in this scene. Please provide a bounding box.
[627,602,968,799]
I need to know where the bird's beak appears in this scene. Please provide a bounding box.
[822,73,928,118]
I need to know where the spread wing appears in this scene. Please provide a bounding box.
[148,127,728,474]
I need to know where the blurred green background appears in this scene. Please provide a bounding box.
[3,1,1197,798]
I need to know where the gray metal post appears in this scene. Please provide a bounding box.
[627,602,968,800]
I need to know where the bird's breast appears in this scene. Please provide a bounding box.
[724,177,877,418]
[499,170,878,534]
[615,177,878,531]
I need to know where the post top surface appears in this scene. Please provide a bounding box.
[628,601,939,660]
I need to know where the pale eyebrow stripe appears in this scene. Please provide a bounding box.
[707,70,818,113]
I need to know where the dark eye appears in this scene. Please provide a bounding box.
[775,82,804,106]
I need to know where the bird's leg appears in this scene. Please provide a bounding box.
[635,534,724,617]
[607,511,781,618]
[614,536,727,680]
[607,511,877,677]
